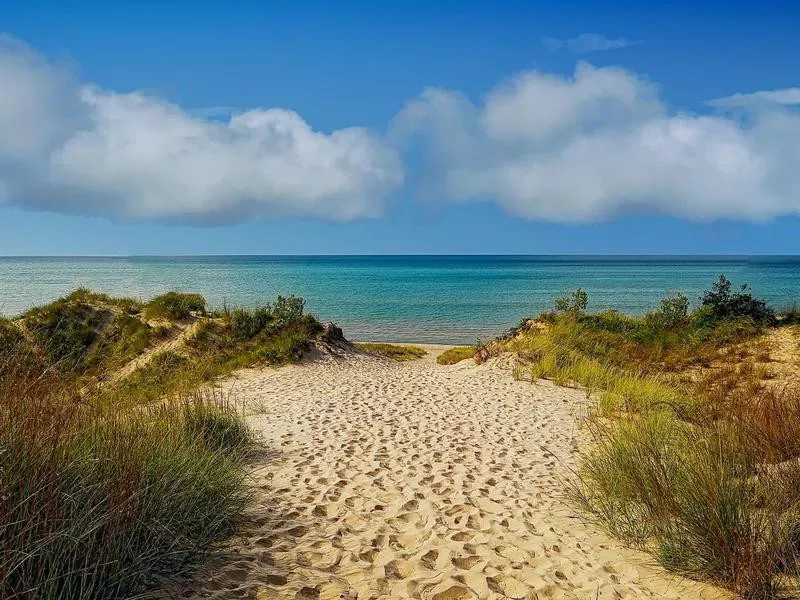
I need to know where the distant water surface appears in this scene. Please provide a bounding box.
[1,256,798,344]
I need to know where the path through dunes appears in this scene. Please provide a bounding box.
[167,348,727,600]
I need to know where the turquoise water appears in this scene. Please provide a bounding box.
[1,256,798,344]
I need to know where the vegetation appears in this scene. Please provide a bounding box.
[0,289,327,599]
[496,275,800,598]
[0,345,251,599]
[144,291,207,321]
[437,345,476,365]
[554,287,589,315]
[356,342,427,361]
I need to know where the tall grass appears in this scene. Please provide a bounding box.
[571,400,800,598]
[501,279,800,597]
[144,291,206,321]
[0,350,252,599]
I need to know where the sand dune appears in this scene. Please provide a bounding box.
[164,347,729,600]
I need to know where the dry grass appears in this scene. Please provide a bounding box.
[356,342,427,361]
[436,346,476,365]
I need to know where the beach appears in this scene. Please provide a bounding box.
[168,345,729,600]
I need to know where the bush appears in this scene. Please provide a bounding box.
[271,295,306,325]
[645,292,690,330]
[144,292,206,321]
[554,287,589,314]
[231,306,272,339]
[699,275,775,326]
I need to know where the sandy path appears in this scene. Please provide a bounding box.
[168,348,727,600]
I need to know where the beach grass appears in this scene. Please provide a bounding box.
[0,289,326,599]
[356,342,427,361]
[144,291,207,321]
[498,275,800,597]
[436,346,476,365]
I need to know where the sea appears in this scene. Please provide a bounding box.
[1,256,798,344]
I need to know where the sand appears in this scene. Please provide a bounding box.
[165,345,729,600]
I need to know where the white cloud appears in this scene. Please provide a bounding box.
[394,62,800,222]
[0,36,403,224]
[542,34,641,54]
[709,87,800,108]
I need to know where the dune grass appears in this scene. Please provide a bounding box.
[0,352,252,600]
[499,277,800,597]
[356,342,427,361]
[436,346,476,365]
[144,291,207,321]
[0,289,327,599]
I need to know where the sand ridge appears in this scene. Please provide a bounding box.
[164,348,729,600]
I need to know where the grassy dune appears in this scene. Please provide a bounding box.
[0,290,325,600]
[495,276,800,598]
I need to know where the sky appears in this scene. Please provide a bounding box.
[1,0,799,255]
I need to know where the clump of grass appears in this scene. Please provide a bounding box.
[144,291,206,321]
[181,391,252,453]
[24,298,109,367]
[572,405,800,597]
[113,350,193,405]
[0,346,252,600]
[356,342,427,361]
[778,301,800,325]
[437,346,476,365]
[67,287,144,314]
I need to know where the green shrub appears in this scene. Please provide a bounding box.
[144,292,206,321]
[645,292,690,330]
[554,287,589,314]
[271,295,305,325]
[699,275,775,326]
[231,306,272,339]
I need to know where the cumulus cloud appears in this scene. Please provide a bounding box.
[0,36,403,224]
[393,62,800,222]
[542,34,641,54]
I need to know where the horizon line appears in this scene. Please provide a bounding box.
[2,253,800,259]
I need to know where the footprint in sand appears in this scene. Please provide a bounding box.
[169,349,729,600]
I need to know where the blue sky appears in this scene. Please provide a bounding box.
[1,0,799,255]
